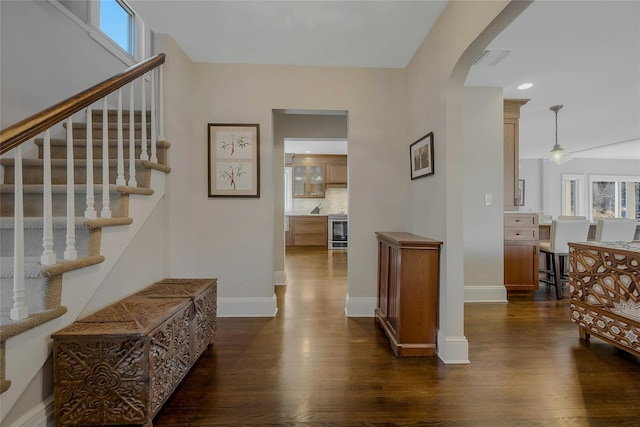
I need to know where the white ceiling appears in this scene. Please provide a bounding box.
[285,139,348,155]
[130,0,640,160]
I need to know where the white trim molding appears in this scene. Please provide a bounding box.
[273,270,287,286]
[344,294,376,317]
[436,332,470,364]
[464,285,508,303]
[217,295,278,317]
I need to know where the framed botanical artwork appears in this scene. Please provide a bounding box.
[208,123,260,198]
[518,179,525,206]
[409,132,434,180]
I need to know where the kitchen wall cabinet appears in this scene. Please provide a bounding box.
[293,164,325,198]
[504,99,529,211]
[287,154,348,196]
[375,232,442,357]
[504,213,539,296]
[289,215,328,246]
[326,161,347,186]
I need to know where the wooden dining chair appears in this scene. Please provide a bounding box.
[594,218,638,242]
[539,219,590,299]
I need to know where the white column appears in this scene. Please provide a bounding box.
[128,82,137,187]
[101,98,112,218]
[84,107,97,219]
[64,117,77,261]
[41,130,56,265]
[150,69,158,163]
[116,88,126,186]
[140,74,148,161]
[10,145,28,320]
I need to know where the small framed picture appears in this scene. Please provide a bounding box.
[208,123,260,198]
[410,132,434,180]
[518,179,525,206]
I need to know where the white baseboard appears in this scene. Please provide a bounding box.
[273,270,287,286]
[217,295,278,317]
[464,285,507,303]
[436,332,470,364]
[10,395,54,427]
[344,294,376,317]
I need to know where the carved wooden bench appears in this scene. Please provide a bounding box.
[52,278,217,426]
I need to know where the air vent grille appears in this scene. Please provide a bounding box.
[473,49,511,66]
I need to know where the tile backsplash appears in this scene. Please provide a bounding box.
[291,188,348,215]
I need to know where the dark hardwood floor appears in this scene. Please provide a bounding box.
[154,247,640,426]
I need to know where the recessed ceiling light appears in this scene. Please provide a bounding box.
[518,83,533,90]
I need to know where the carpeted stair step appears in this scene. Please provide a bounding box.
[34,137,169,165]
[90,109,152,124]
[68,122,151,141]
[0,157,164,187]
[0,183,152,218]
[0,257,54,320]
[0,217,94,258]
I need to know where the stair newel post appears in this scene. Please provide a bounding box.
[41,129,57,265]
[116,89,126,186]
[158,64,165,141]
[150,69,158,163]
[101,98,112,219]
[128,83,137,187]
[140,74,148,161]
[84,107,97,219]
[10,145,28,320]
[63,117,77,261]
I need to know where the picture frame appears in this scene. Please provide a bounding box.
[410,132,434,180]
[208,123,260,198]
[518,179,525,206]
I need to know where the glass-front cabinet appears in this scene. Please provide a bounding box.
[293,164,325,198]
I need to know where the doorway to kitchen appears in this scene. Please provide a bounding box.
[273,109,349,293]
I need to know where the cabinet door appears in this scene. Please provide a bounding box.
[307,165,325,197]
[292,164,325,198]
[504,119,519,210]
[386,246,400,336]
[293,165,308,197]
[377,242,389,318]
[327,164,347,184]
[504,243,539,290]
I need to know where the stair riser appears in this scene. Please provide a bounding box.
[2,163,151,187]
[0,227,91,258]
[37,143,167,165]
[73,126,150,141]
[0,278,49,313]
[0,191,129,218]
[90,110,152,124]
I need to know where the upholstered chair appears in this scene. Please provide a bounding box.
[594,218,638,242]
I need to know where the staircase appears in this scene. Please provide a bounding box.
[0,53,170,423]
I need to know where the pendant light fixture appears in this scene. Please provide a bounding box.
[548,104,569,164]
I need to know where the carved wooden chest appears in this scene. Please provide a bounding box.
[52,278,217,426]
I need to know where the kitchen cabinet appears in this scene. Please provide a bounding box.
[504,213,539,296]
[504,99,529,211]
[375,232,442,357]
[326,160,347,187]
[290,215,328,246]
[293,164,325,198]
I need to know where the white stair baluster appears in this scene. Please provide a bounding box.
[41,130,56,265]
[150,69,157,163]
[158,64,165,141]
[128,82,137,187]
[116,89,126,186]
[101,98,111,218]
[140,74,148,161]
[10,145,28,321]
[84,107,97,219]
[63,117,77,261]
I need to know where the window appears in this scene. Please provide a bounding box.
[589,175,640,220]
[561,174,585,217]
[99,0,134,56]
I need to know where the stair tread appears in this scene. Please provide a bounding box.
[34,138,170,146]
[0,216,133,229]
[0,183,154,194]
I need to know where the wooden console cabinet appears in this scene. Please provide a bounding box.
[375,232,442,357]
[52,278,217,426]
[504,213,539,296]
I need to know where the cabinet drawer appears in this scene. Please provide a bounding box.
[505,228,537,241]
[293,222,326,234]
[505,214,537,228]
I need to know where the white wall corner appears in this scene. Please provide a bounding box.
[436,332,470,364]
[344,294,376,317]
[217,294,278,317]
[464,285,508,303]
[274,270,287,286]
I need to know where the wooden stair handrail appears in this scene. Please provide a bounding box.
[0,53,166,155]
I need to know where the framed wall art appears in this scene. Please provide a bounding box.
[410,132,434,180]
[208,123,260,198]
